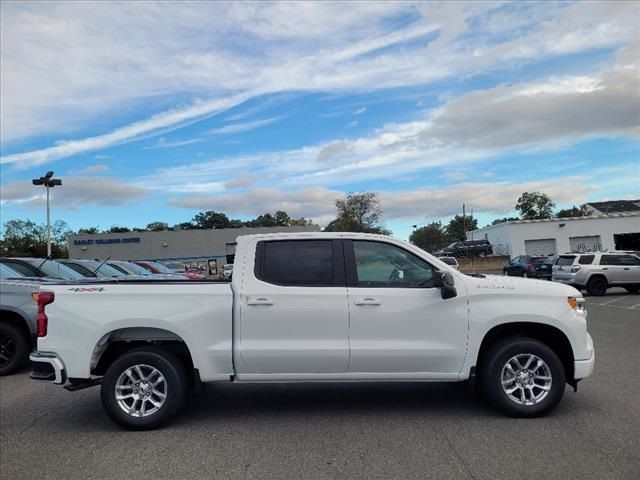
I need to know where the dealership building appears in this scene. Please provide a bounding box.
[67,225,320,275]
[467,212,640,257]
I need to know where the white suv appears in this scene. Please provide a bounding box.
[552,252,640,295]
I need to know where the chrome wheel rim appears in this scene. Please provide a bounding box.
[115,364,167,417]
[0,333,15,368]
[501,354,552,406]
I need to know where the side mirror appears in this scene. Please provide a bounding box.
[433,271,457,300]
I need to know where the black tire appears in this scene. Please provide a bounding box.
[480,337,565,417]
[586,276,608,296]
[101,346,187,430]
[624,287,639,294]
[0,322,29,376]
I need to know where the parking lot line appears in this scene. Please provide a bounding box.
[598,297,624,306]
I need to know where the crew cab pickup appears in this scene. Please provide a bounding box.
[30,233,595,430]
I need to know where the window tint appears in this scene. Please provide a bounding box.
[62,262,97,277]
[578,255,595,265]
[556,256,576,266]
[531,257,549,264]
[352,241,434,287]
[257,240,334,286]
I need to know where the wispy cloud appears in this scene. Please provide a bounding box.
[353,107,366,115]
[209,117,282,135]
[144,137,204,150]
[0,92,253,168]
[76,164,110,175]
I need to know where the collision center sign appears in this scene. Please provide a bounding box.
[73,237,141,245]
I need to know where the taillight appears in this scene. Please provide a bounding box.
[571,265,581,273]
[36,291,55,338]
[527,263,534,271]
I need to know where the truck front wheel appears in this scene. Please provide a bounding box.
[480,337,565,417]
[101,346,187,430]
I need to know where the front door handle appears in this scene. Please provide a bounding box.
[354,298,381,306]
[624,267,630,270]
[602,268,608,271]
[246,297,274,306]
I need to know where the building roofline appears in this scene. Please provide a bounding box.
[469,211,640,233]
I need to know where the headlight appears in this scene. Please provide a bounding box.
[568,296,586,312]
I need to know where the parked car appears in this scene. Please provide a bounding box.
[0,263,25,279]
[0,258,85,280]
[438,257,460,271]
[30,232,594,429]
[503,256,554,279]
[435,239,493,257]
[58,259,125,278]
[552,252,640,295]
[107,260,155,276]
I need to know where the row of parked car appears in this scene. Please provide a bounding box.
[502,251,640,296]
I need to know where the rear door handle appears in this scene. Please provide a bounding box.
[624,268,630,270]
[246,297,274,306]
[354,298,381,306]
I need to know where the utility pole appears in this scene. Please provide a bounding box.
[462,203,466,240]
[32,171,62,257]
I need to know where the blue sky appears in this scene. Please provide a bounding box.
[1,1,639,238]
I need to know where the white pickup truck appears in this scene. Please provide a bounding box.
[30,233,594,430]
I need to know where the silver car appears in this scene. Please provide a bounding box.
[552,252,640,295]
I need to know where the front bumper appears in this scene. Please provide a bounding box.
[574,333,595,380]
[30,351,66,384]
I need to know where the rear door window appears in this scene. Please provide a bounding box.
[578,255,595,265]
[618,255,640,266]
[600,255,621,266]
[255,240,342,286]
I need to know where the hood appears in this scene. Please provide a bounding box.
[462,273,581,298]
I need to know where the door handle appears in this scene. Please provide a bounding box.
[354,298,381,306]
[602,268,608,271]
[624,268,630,270]
[246,297,274,306]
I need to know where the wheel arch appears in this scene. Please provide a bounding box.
[90,327,195,379]
[0,308,33,346]
[475,322,575,385]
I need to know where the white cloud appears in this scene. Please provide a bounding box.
[224,175,256,189]
[166,176,596,225]
[1,177,149,208]
[209,117,282,135]
[76,164,110,175]
[2,1,636,166]
[0,93,253,168]
[353,107,366,115]
[144,137,203,149]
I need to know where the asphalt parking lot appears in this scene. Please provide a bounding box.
[1,289,639,480]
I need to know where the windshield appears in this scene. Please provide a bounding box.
[23,260,84,280]
[110,262,152,275]
[144,261,176,274]
[0,263,24,278]
[80,261,126,277]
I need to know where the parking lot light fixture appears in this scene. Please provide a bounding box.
[32,170,62,257]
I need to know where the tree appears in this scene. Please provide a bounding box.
[490,217,519,226]
[0,219,70,258]
[192,211,233,229]
[77,227,100,234]
[515,192,555,220]
[556,204,590,218]
[324,192,391,234]
[446,215,478,241]
[409,222,449,252]
[108,226,131,233]
[146,221,169,232]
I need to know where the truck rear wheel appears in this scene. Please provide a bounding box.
[480,337,565,417]
[101,346,187,430]
[0,322,28,376]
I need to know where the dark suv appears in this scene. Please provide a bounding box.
[503,255,554,279]
[437,240,493,257]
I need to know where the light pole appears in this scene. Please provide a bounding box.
[32,171,62,257]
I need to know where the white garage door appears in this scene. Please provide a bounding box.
[569,235,601,253]
[524,239,557,257]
